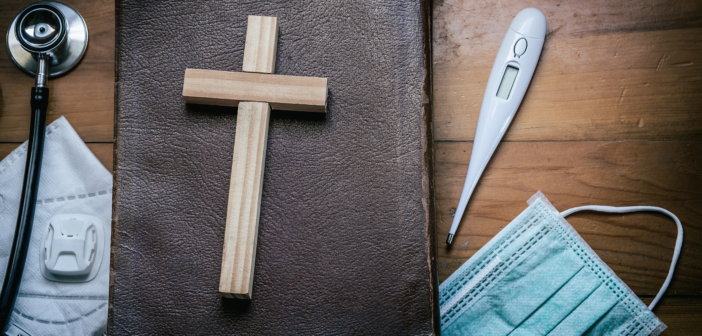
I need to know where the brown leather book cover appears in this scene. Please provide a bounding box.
[109,0,437,334]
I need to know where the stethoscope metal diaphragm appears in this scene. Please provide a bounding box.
[6,1,88,77]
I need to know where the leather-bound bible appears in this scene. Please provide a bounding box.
[109,0,437,333]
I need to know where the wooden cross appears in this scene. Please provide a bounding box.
[182,15,328,299]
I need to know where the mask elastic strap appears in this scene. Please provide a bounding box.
[560,205,683,310]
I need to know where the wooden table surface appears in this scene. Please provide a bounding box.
[1,0,700,334]
[0,0,114,172]
[432,0,701,334]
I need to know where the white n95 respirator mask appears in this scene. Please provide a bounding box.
[440,191,682,336]
[0,117,112,336]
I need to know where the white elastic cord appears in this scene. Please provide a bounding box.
[560,205,683,310]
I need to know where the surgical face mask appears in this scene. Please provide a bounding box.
[0,117,112,336]
[439,191,683,336]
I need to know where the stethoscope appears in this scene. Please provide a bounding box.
[0,1,88,330]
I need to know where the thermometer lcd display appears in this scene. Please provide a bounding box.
[496,66,519,100]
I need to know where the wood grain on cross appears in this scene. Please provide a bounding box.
[182,15,328,299]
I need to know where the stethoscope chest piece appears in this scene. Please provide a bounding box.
[7,1,88,77]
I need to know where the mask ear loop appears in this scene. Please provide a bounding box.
[560,206,683,310]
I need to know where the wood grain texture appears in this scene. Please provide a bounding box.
[434,141,701,294]
[432,0,702,141]
[642,298,702,336]
[242,15,278,74]
[432,0,702,329]
[0,0,115,142]
[183,69,327,112]
[220,102,271,299]
[220,15,278,300]
[85,143,114,173]
[0,143,113,173]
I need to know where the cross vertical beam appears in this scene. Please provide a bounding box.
[221,101,270,299]
[242,16,278,74]
[220,16,277,299]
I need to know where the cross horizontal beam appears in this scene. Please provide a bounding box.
[183,69,327,113]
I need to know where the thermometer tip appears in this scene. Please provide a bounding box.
[446,234,454,245]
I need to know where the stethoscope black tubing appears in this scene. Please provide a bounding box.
[0,87,49,330]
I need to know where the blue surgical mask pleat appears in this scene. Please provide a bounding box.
[548,282,620,335]
[511,267,602,335]
[583,302,634,335]
[440,194,669,336]
[444,232,585,335]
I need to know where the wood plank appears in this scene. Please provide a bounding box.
[183,69,327,113]
[0,143,113,173]
[242,16,279,74]
[434,141,702,295]
[0,0,115,142]
[433,0,702,66]
[85,143,114,173]
[641,297,702,335]
[218,15,280,299]
[220,101,270,299]
[432,1,702,141]
[432,0,702,329]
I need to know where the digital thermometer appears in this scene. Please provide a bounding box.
[446,8,547,245]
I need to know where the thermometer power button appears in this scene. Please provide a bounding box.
[514,38,527,58]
